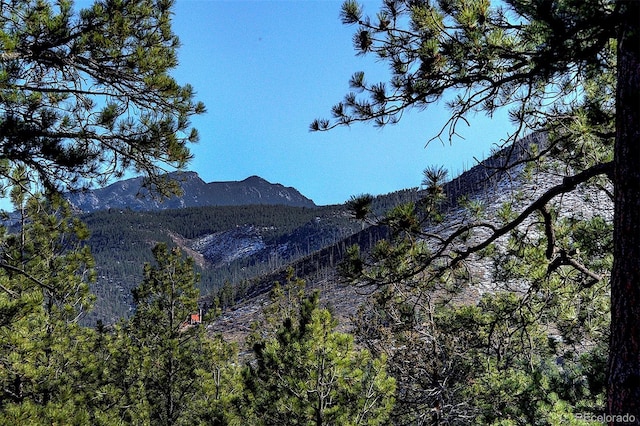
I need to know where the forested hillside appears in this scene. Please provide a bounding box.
[81,203,361,323]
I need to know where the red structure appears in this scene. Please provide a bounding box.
[187,312,201,325]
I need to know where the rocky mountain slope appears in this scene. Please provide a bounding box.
[76,132,613,332]
[77,168,422,325]
[67,172,316,212]
[208,132,614,339]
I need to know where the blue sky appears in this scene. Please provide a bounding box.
[168,0,515,206]
[1,0,515,210]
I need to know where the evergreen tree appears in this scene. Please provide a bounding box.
[0,1,212,422]
[243,274,396,426]
[128,243,240,426]
[313,0,638,418]
[0,0,204,196]
[0,185,99,423]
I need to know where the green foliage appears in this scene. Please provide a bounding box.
[258,267,307,335]
[347,194,375,221]
[341,164,612,424]
[315,0,617,147]
[354,279,607,424]
[0,190,100,423]
[0,0,205,196]
[0,200,243,424]
[127,242,241,425]
[0,1,263,423]
[243,274,396,425]
[132,243,200,331]
[313,0,633,419]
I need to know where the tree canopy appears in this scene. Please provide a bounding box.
[313,0,639,420]
[0,0,205,196]
[243,271,396,425]
[312,0,616,150]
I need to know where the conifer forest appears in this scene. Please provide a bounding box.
[0,0,638,424]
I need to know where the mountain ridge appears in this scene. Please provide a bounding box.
[208,132,611,338]
[66,171,316,212]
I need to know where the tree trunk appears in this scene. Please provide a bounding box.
[607,1,640,422]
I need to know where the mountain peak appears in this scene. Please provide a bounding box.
[242,175,267,183]
[66,172,316,212]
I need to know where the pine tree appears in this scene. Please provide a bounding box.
[0,185,99,423]
[128,243,240,426]
[0,0,204,196]
[243,275,396,426]
[313,0,638,418]
[0,1,210,422]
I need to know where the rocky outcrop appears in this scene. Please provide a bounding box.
[191,225,267,265]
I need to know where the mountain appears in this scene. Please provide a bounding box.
[77,131,613,333]
[67,172,316,212]
[82,203,362,324]
[207,132,613,338]
[79,177,421,325]
[77,135,526,325]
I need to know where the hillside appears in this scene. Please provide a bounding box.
[208,132,614,338]
[76,132,613,330]
[82,203,361,324]
[77,134,518,325]
[71,170,423,325]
